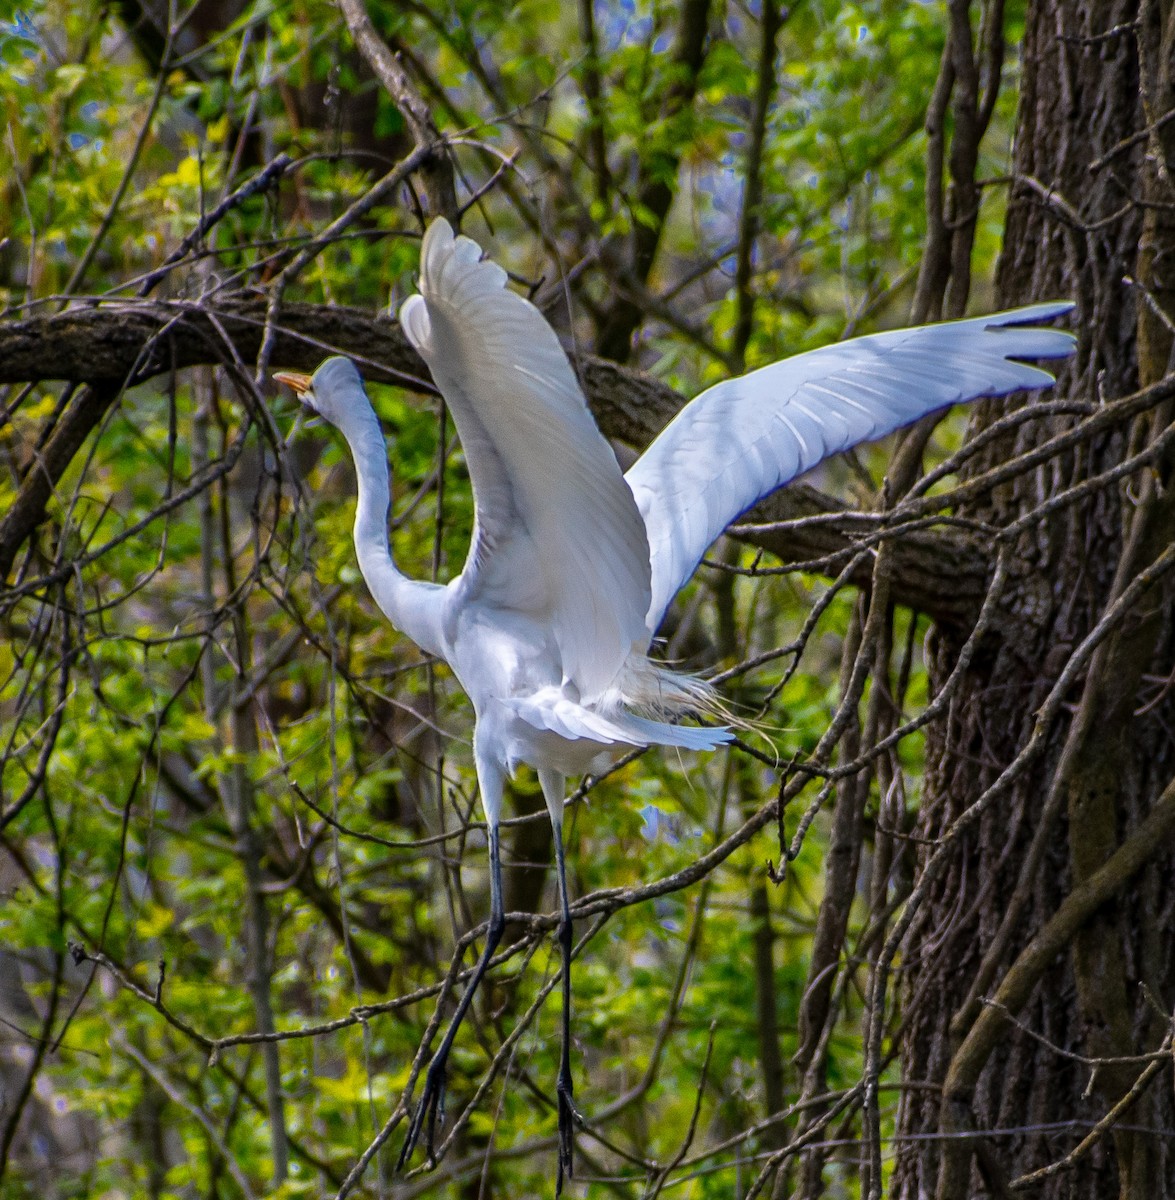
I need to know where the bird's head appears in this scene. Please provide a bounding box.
[274,356,367,429]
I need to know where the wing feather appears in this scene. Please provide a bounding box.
[626,303,1076,632]
[401,219,652,700]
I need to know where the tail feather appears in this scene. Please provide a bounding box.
[508,684,730,753]
[619,713,732,751]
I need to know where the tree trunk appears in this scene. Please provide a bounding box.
[895,4,1175,1197]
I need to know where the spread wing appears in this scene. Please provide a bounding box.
[625,302,1076,633]
[399,219,652,701]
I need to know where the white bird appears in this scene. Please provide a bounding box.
[276,217,1074,1188]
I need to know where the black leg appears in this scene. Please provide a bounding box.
[554,825,578,1196]
[398,823,505,1170]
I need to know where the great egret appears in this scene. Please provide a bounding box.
[275,217,1074,1188]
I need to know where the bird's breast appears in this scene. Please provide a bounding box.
[449,605,562,704]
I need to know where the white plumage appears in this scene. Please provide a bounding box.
[400,223,652,705]
[627,302,1075,630]
[275,217,1075,1190]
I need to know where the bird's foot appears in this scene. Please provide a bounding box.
[555,1068,582,1195]
[397,1058,447,1172]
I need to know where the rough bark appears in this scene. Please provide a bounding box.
[895,5,1175,1197]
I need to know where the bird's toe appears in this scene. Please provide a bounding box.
[397,1062,447,1171]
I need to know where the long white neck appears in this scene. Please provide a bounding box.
[340,405,448,660]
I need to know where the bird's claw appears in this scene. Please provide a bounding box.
[555,1070,581,1194]
[397,1062,447,1172]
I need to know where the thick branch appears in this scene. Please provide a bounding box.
[596,0,712,361]
[731,0,783,369]
[0,296,987,619]
[336,0,457,224]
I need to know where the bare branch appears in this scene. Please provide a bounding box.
[336,0,457,224]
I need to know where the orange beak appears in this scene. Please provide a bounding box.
[273,370,313,396]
